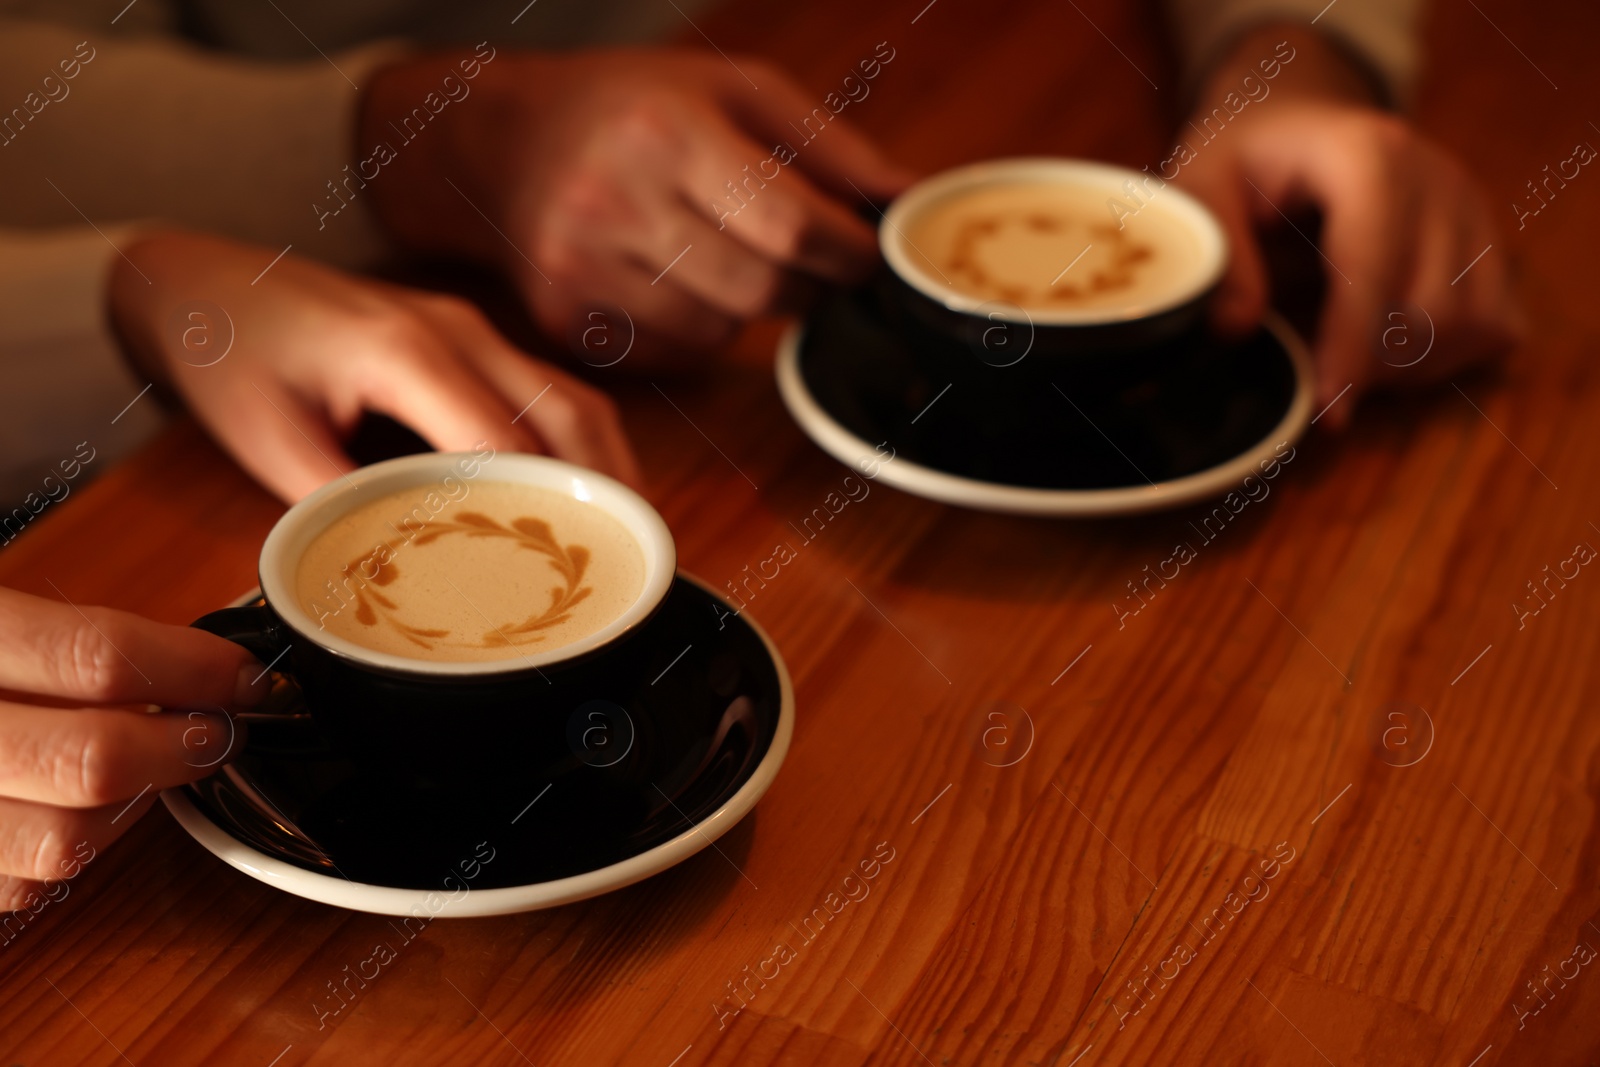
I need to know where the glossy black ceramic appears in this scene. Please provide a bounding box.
[193,575,762,794]
[800,278,1299,491]
[183,577,784,889]
[887,267,1215,366]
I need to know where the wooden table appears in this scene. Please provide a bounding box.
[4,1,1599,1063]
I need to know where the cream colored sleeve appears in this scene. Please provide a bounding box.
[0,19,408,512]
[0,20,407,270]
[0,226,164,517]
[1162,0,1425,107]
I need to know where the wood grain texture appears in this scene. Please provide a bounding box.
[3,0,1599,1064]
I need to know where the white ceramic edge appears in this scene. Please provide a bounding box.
[161,574,795,917]
[258,452,676,678]
[880,157,1228,326]
[775,311,1314,518]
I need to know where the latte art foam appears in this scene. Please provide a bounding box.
[295,481,646,663]
[902,180,1206,314]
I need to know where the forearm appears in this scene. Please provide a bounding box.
[355,43,511,265]
[105,230,204,393]
[1191,24,1384,115]
[1165,0,1422,111]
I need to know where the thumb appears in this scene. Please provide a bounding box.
[1191,167,1268,340]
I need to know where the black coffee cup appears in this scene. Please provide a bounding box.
[878,157,1229,371]
[193,451,677,790]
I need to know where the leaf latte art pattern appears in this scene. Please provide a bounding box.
[341,512,592,651]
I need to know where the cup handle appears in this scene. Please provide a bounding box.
[192,601,289,668]
[191,603,290,667]
[191,604,317,741]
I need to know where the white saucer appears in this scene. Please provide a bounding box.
[776,310,1314,517]
[162,576,794,917]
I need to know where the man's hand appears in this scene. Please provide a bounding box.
[0,588,262,912]
[360,48,914,359]
[109,231,641,502]
[1174,28,1523,426]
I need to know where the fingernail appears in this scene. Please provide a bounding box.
[233,661,268,708]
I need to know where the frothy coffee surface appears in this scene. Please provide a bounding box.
[294,481,646,663]
[902,180,1205,313]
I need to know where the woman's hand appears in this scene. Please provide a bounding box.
[1173,28,1524,426]
[0,587,261,912]
[361,48,914,358]
[109,231,641,502]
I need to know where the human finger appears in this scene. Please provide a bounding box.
[527,252,743,352]
[728,68,917,202]
[1398,163,1521,382]
[349,316,543,457]
[0,703,236,808]
[0,874,53,913]
[684,109,880,282]
[0,590,262,710]
[409,297,643,486]
[0,790,158,881]
[1304,121,1417,425]
[1186,158,1270,339]
[215,381,361,502]
[619,194,810,319]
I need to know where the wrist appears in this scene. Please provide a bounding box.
[108,230,253,392]
[107,230,182,389]
[1189,24,1383,120]
[356,45,518,265]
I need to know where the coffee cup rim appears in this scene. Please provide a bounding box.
[256,452,677,678]
[879,157,1228,327]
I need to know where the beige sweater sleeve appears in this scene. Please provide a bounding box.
[0,20,406,265]
[0,225,165,517]
[1162,0,1425,107]
[0,21,406,511]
